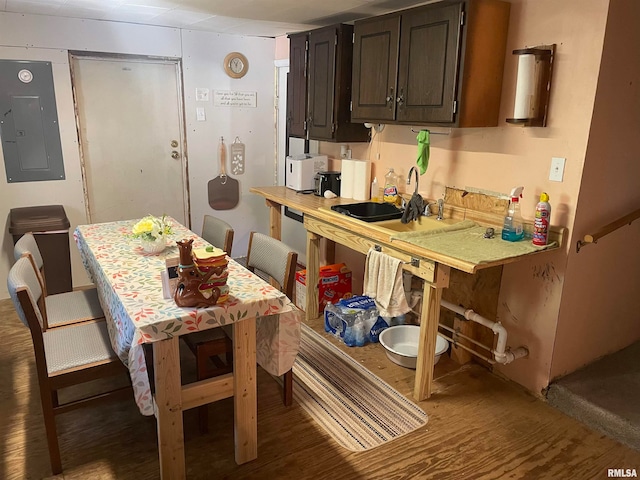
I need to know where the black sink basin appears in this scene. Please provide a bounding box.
[331,202,403,222]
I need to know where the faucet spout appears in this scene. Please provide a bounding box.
[407,166,419,194]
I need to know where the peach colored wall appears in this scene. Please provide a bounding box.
[321,0,611,395]
[275,35,289,61]
[550,0,640,379]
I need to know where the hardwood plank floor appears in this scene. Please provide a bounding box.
[1,298,638,479]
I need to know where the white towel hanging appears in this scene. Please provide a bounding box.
[363,248,411,318]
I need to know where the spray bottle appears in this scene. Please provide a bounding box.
[532,192,551,246]
[502,186,524,242]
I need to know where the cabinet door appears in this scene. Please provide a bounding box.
[351,15,400,123]
[287,33,308,138]
[397,2,463,123]
[307,27,337,141]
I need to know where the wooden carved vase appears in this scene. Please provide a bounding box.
[173,238,221,308]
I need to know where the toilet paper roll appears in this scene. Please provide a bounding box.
[513,54,536,119]
[352,160,371,201]
[340,159,355,199]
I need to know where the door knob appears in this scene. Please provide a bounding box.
[171,151,180,159]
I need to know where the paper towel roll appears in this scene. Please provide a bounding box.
[352,160,371,201]
[513,54,536,119]
[340,159,355,199]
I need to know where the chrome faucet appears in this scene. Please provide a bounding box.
[407,166,419,194]
[437,198,444,220]
[423,201,435,217]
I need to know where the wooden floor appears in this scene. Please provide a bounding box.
[1,298,639,480]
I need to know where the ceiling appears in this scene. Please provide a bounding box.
[0,0,437,37]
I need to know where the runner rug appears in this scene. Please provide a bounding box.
[293,323,428,451]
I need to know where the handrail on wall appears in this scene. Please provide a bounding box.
[576,207,640,253]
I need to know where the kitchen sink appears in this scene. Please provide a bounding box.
[330,202,403,222]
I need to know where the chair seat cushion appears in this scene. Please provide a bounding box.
[43,321,117,375]
[45,288,104,327]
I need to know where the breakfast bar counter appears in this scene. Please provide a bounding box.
[250,186,565,402]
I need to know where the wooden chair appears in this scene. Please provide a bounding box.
[184,231,297,433]
[14,233,104,330]
[7,256,132,475]
[243,232,298,407]
[201,214,234,255]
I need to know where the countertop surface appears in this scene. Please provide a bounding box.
[250,186,563,274]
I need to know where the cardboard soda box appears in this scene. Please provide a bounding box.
[295,263,352,312]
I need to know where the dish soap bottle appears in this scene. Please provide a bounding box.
[370,177,379,202]
[502,186,525,242]
[383,168,399,205]
[533,192,551,246]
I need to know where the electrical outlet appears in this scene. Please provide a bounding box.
[549,157,565,182]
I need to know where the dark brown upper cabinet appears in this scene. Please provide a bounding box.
[351,0,511,127]
[288,24,370,143]
[287,32,308,138]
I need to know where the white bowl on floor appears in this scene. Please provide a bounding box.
[379,325,449,369]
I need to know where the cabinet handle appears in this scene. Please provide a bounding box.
[396,88,404,107]
[386,88,394,108]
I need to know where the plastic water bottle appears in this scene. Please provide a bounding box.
[353,320,365,347]
[343,324,356,347]
[324,303,346,338]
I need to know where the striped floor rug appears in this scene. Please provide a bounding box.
[293,323,428,451]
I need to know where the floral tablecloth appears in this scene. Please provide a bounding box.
[74,218,302,416]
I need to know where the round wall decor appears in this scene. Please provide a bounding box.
[223,52,248,79]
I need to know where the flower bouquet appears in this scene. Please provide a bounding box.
[131,215,173,254]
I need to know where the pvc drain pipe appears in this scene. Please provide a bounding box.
[440,299,529,365]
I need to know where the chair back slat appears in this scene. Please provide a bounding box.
[7,256,45,330]
[14,233,44,269]
[14,233,47,295]
[246,232,297,298]
[201,215,234,254]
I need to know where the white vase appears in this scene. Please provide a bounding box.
[141,237,166,254]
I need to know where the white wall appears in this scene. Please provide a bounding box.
[181,30,275,258]
[0,12,275,298]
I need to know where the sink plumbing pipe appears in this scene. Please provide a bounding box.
[440,299,529,365]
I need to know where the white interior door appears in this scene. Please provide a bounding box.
[71,55,188,225]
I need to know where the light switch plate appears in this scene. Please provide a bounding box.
[195,88,209,102]
[550,157,565,182]
[196,107,206,122]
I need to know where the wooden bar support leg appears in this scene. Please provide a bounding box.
[321,238,336,265]
[414,265,450,401]
[305,231,320,321]
[265,200,282,240]
[233,317,257,464]
[154,337,185,479]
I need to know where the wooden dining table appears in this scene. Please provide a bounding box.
[74,218,302,479]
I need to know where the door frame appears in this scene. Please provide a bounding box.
[68,51,191,227]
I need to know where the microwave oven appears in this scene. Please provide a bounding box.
[285,154,329,191]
